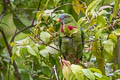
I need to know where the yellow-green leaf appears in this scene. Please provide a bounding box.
[26,45,37,56]
[113,0,120,17]
[62,63,71,80]
[86,0,101,15]
[82,69,95,80]
[71,64,84,80]
[72,0,85,15]
[103,39,114,56]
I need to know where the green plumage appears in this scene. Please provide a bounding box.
[58,14,84,63]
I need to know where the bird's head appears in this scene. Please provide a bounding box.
[56,14,73,24]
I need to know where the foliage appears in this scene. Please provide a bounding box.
[0,0,120,80]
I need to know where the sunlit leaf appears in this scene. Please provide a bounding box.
[26,45,37,56]
[109,34,117,43]
[89,68,102,74]
[82,69,95,80]
[94,72,102,78]
[113,0,120,17]
[96,16,106,28]
[62,63,71,80]
[40,31,51,43]
[103,39,114,56]
[86,0,102,15]
[95,29,103,39]
[72,0,85,15]
[112,29,120,36]
[71,64,84,80]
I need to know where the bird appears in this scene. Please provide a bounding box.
[56,13,84,64]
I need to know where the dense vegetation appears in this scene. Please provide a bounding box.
[0,0,120,80]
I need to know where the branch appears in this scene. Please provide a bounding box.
[53,65,59,80]
[52,3,85,13]
[31,32,60,51]
[10,24,35,43]
[9,0,60,52]
[10,0,41,43]
[0,0,8,21]
[10,9,60,51]
[0,30,21,80]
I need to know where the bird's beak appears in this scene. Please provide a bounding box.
[56,18,61,22]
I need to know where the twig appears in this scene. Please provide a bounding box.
[53,65,59,80]
[9,0,60,52]
[10,0,42,43]
[10,25,35,43]
[8,63,10,80]
[52,3,85,13]
[31,61,34,79]
[31,32,60,51]
[0,30,21,80]
[9,8,60,51]
[0,1,21,80]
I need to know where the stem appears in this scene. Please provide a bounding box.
[96,57,105,74]
[53,65,59,80]
[115,36,120,69]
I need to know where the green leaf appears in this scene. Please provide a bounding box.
[13,16,30,33]
[16,46,21,57]
[96,16,106,28]
[39,44,58,57]
[86,0,102,15]
[103,39,114,56]
[82,69,95,80]
[41,66,51,77]
[95,29,103,39]
[72,0,85,15]
[0,13,16,38]
[62,64,71,80]
[40,31,51,43]
[53,0,60,7]
[113,0,120,17]
[89,68,102,74]
[26,45,37,56]
[94,72,102,78]
[71,64,84,80]
[112,29,120,36]
[109,34,117,43]
[20,69,31,80]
